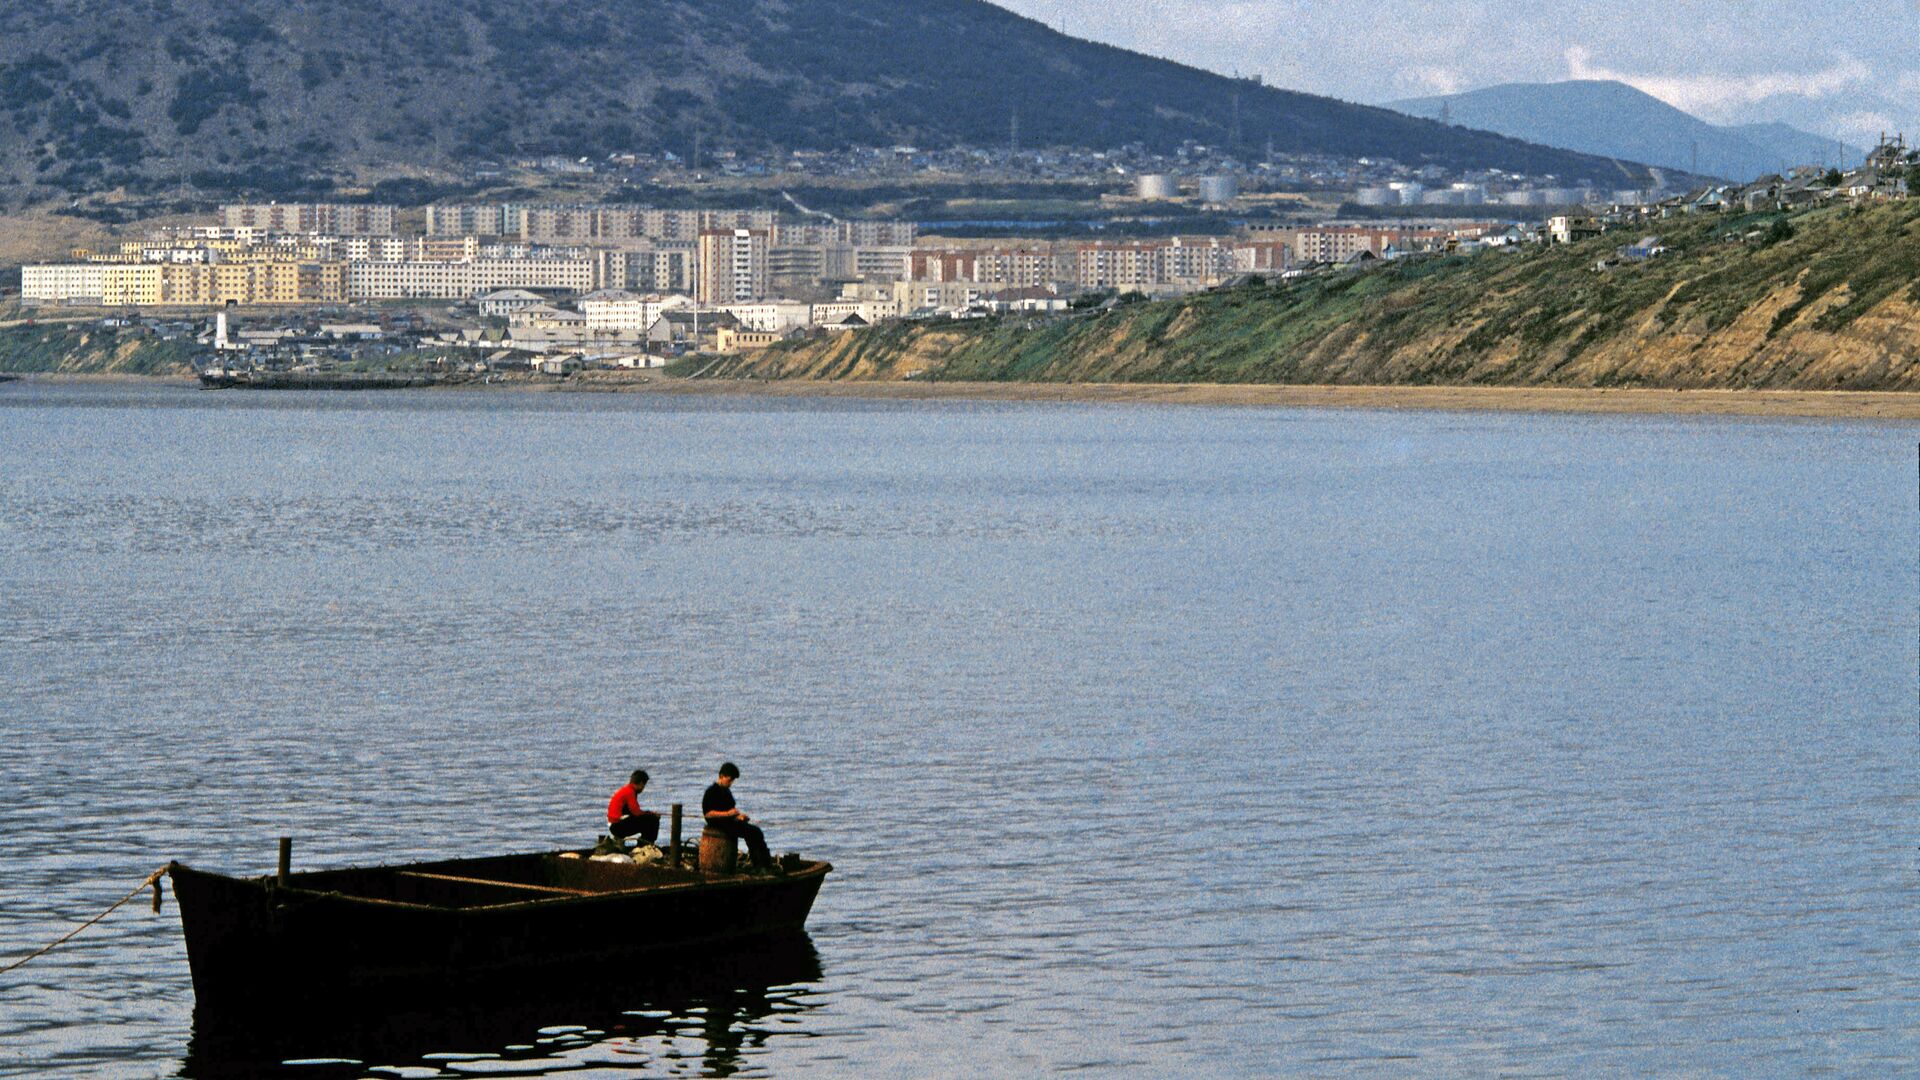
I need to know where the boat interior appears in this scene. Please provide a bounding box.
[281,851,812,910]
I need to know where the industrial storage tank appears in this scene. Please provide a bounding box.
[1352,187,1397,207]
[1197,175,1241,203]
[1136,174,1179,200]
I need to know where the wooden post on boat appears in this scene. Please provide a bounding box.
[669,804,683,867]
[277,837,291,888]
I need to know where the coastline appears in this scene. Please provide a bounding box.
[13,370,1920,419]
[616,377,1920,420]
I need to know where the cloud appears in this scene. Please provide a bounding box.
[1395,66,1467,97]
[1565,46,1872,120]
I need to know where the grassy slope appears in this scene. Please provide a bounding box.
[0,323,199,375]
[721,201,1920,391]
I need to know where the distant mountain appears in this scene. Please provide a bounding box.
[0,0,1660,202]
[1388,80,1858,182]
[1725,124,1859,173]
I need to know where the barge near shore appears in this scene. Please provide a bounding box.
[167,848,830,1009]
[198,368,445,390]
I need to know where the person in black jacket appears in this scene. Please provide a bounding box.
[703,761,777,873]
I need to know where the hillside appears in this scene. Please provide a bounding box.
[0,0,1659,203]
[1389,81,1856,182]
[699,201,1920,391]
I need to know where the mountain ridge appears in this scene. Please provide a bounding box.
[0,0,1660,202]
[1388,80,1857,181]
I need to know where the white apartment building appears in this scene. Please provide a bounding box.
[345,259,592,300]
[812,297,901,325]
[580,291,694,332]
[22,263,162,305]
[721,299,815,332]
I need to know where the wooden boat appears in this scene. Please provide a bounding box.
[167,848,831,1009]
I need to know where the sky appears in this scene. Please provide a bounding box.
[996,0,1920,145]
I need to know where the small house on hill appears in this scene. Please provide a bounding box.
[1616,236,1665,261]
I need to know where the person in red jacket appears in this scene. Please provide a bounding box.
[606,769,659,847]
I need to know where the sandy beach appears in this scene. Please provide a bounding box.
[616,376,1920,419]
[16,371,1920,419]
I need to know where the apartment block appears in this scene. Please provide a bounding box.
[580,291,694,333]
[591,242,695,293]
[720,299,815,332]
[23,263,163,305]
[22,261,344,305]
[220,203,396,236]
[696,229,771,303]
[344,259,592,300]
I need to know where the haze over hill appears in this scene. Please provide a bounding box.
[0,0,1661,202]
[1389,81,1859,182]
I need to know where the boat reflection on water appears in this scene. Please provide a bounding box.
[180,933,826,1078]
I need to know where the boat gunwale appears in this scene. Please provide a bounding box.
[167,851,832,914]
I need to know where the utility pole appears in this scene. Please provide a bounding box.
[1009,110,1019,158]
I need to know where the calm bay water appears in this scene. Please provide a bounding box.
[0,381,1915,1077]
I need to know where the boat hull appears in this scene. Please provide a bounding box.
[168,851,829,1009]
[198,371,441,390]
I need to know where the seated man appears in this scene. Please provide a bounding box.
[606,769,659,847]
[703,761,777,873]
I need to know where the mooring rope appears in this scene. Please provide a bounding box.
[0,866,168,976]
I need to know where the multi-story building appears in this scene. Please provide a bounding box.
[160,262,346,305]
[772,219,918,247]
[23,261,345,305]
[424,204,900,248]
[23,263,163,305]
[1074,242,1165,291]
[909,249,978,283]
[720,299,815,332]
[883,279,990,312]
[580,291,694,333]
[811,296,901,325]
[1154,236,1239,288]
[908,247,1061,289]
[344,258,593,300]
[1260,227,1449,264]
[220,203,396,236]
[591,242,696,293]
[1232,241,1293,274]
[696,229,771,303]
